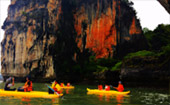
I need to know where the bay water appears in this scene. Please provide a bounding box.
[0,83,169,105]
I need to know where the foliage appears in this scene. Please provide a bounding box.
[143,27,150,34]
[161,44,170,56]
[96,58,118,68]
[122,24,170,75]
[96,65,108,72]
[124,50,155,59]
[144,24,170,51]
[111,61,122,71]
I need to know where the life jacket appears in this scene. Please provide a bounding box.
[24,80,33,92]
[60,83,65,87]
[52,82,61,92]
[51,81,57,88]
[55,84,61,91]
[67,83,70,87]
[117,84,124,92]
[98,85,103,90]
[105,85,110,91]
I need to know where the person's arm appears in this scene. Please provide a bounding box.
[113,87,118,90]
[12,77,15,86]
[21,82,29,89]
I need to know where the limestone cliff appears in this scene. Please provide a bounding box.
[1,0,144,80]
[158,0,170,14]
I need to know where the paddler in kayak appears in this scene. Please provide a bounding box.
[60,83,65,87]
[113,81,124,92]
[67,83,70,87]
[17,76,33,92]
[105,85,110,91]
[98,85,103,90]
[49,80,61,94]
[4,77,16,91]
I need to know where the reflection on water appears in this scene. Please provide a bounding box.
[21,97,31,105]
[51,98,59,105]
[140,93,169,105]
[60,88,74,95]
[116,94,125,105]
[87,92,130,105]
[131,88,170,105]
[0,96,60,105]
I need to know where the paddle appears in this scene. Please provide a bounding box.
[45,84,61,96]
[110,85,117,90]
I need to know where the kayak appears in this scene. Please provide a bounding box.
[0,89,63,98]
[87,88,130,95]
[61,86,74,89]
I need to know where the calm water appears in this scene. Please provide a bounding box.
[0,83,169,105]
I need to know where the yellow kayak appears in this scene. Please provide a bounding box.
[61,86,74,89]
[0,89,63,98]
[87,88,130,95]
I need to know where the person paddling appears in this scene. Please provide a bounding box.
[17,76,33,92]
[60,83,65,87]
[49,80,61,94]
[113,81,124,92]
[4,77,16,91]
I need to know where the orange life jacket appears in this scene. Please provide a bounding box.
[52,82,57,91]
[117,84,124,92]
[67,83,70,87]
[24,80,33,92]
[60,83,64,87]
[52,82,60,94]
[98,85,103,90]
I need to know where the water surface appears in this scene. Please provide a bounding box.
[0,83,169,105]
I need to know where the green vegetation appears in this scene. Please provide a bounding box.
[144,24,170,51]
[162,44,170,56]
[124,50,155,59]
[122,24,170,72]
[111,61,122,71]
[126,24,170,59]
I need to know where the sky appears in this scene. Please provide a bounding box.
[129,0,169,30]
[0,0,169,72]
[0,0,10,42]
[0,0,11,73]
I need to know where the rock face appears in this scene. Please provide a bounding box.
[1,0,144,80]
[158,0,170,14]
[121,56,170,87]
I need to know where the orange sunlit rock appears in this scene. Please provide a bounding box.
[129,17,141,35]
[74,0,117,58]
[26,26,34,49]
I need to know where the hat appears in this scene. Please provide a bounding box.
[26,75,31,80]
